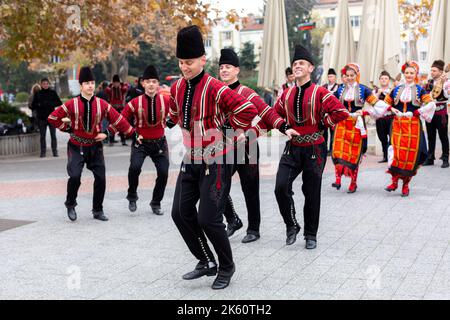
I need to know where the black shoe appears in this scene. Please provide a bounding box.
[40,153,46,158]
[211,265,235,290]
[423,159,434,166]
[442,161,449,168]
[129,201,137,212]
[122,142,128,146]
[347,186,357,194]
[53,151,59,157]
[67,207,77,221]
[182,262,217,280]
[241,233,260,243]
[226,218,243,237]
[286,225,301,246]
[378,158,388,163]
[305,239,317,250]
[93,210,109,221]
[331,183,341,190]
[150,204,164,215]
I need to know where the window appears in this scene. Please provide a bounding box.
[325,17,336,27]
[350,16,361,27]
[223,31,232,40]
[205,37,212,48]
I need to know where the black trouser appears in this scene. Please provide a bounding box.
[375,117,393,160]
[426,114,449,161]
[274,141,327,240]
[38,118,57,154]
[109,132,126,144]
[127,137,169,206]
[65,142,106,212]
[171,159,234,273]
[224,142,260,234]
[323,127,334,152]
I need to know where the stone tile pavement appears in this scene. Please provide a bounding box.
[1,129,450,300]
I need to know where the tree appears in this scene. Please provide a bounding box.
[0,0,241,96]
[205,58,220,79]
[398,0,434,61]
[127,42,180,84]
[239,42,257,71]
[309,11,333,81]
[0,0,214,63]
[283,0,316,59]
[0,0,218,92]
[0,58,42,93]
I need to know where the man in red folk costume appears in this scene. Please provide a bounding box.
[273,45,349,249]
[106,74,129,146]
[168,26,258,290]
[423,60,450,168]
[373,71,394,163]
[218,48,299,244]
[48,67,135,222]
[121,65,170,216]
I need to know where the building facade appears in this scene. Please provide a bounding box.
[312,0,431,77]
[205,14,264,66]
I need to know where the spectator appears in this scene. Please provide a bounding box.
[126,77,144,102]
[105,75,129,145]
[31,78,62,157]
[28,83,41,132]
[277,67,296,99]
[96,81,109,100]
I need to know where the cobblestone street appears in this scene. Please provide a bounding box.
[1,129,450,300]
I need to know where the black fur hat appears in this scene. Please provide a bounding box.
[292,44,314,66]
[142,65,160,81]
[78,66,95,84]
[176,25,205,59]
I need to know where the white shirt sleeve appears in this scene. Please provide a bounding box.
[443,80,450,99]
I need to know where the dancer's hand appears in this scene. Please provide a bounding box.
[353,110,363,117]
[403,111,413,118]
[95,133,107,142]
[236,132,247,144]
[286,128,300,140]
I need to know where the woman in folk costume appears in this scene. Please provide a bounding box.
[366,61,435,197]
[331,63,387,193]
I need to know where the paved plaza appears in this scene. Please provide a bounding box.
[1,128,450,300]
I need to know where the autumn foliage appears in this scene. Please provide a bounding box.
[0,0,224,64]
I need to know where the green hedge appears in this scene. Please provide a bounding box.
[15,92,29,103]
[240,77,264,96]
[0,100,31,126]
